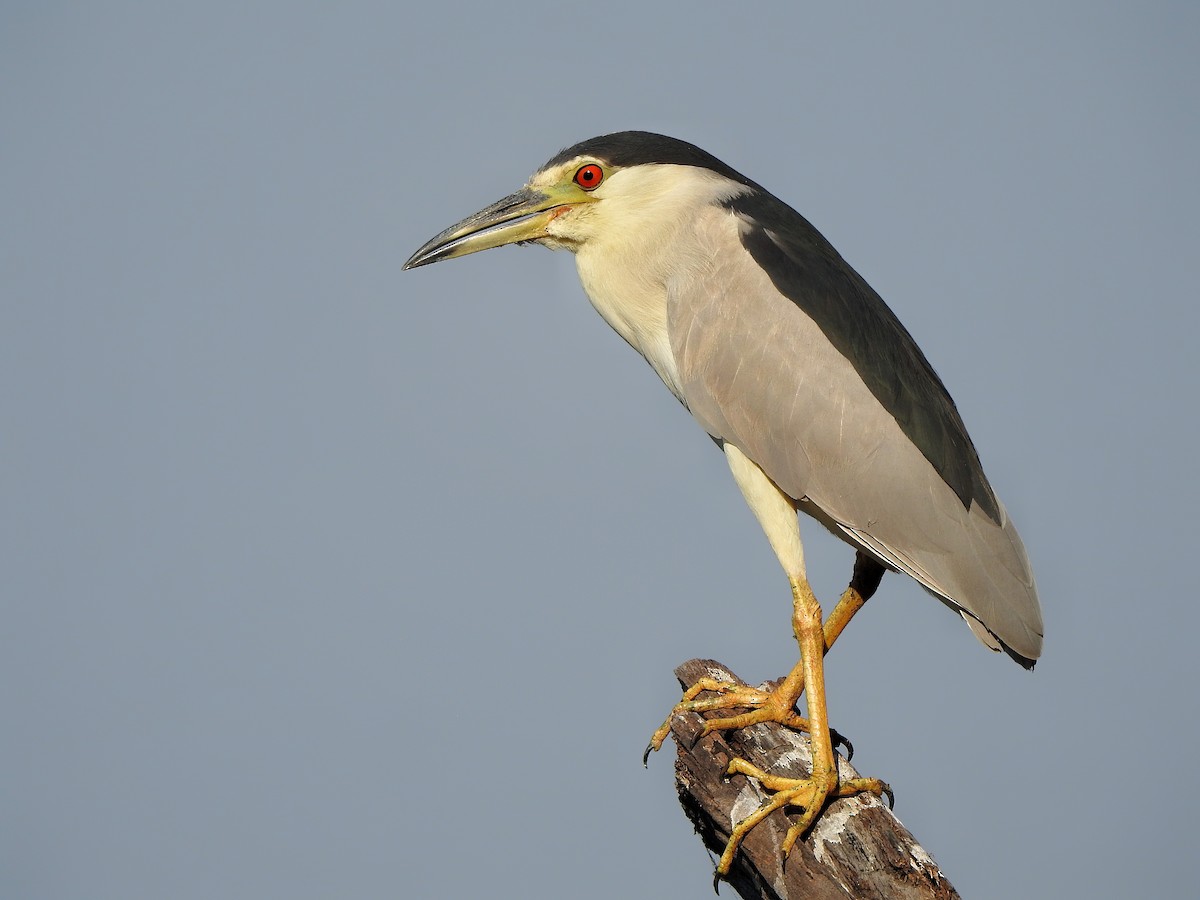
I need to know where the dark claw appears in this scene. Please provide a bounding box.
[642,743,654,767]
[712,868,723,893]
[883,785,895,809]
[830,728,854,761]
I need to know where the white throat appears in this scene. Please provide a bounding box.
[561,165,749,402]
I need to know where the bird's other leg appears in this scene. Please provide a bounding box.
[645,547,886,760]
[828,550,886,647]
[691,550,885,738]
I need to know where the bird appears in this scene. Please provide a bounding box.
[403,131,1043,876]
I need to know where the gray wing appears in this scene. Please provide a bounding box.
[668,199,1043,664]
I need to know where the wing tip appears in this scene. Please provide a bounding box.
[1005,645,1038,671]
[962,610,1041,670]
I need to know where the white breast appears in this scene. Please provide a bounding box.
[568,165,750,404]
[575,245,685,401]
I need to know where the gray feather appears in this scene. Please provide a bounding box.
[668,207,1043,663]
[725,191,1001,523]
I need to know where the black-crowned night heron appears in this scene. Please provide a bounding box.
[404,131,1043,875]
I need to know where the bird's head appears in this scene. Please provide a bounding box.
[403,131,755,270]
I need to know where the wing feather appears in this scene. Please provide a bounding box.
[668,199,1043,663]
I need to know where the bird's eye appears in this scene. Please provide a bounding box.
[574,164,604,190]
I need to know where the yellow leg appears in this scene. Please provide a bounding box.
[650,446,890,876]
[644,551,882,758]
[716,575,890,875]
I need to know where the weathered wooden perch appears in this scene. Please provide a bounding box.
[668,659,960,900]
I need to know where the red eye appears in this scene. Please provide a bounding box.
[574,164,604,190]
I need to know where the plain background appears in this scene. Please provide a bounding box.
[3,3,1197,898]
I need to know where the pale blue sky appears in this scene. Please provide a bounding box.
[3,3,1197,898]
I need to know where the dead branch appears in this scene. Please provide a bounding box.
[667,659,960,900]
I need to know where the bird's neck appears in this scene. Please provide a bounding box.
[575,239,685,402]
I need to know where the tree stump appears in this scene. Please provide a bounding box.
[667,659,960,900]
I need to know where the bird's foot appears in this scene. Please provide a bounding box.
[716,758,892,878]
[645,679,852,763]
[644,678,808,764]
